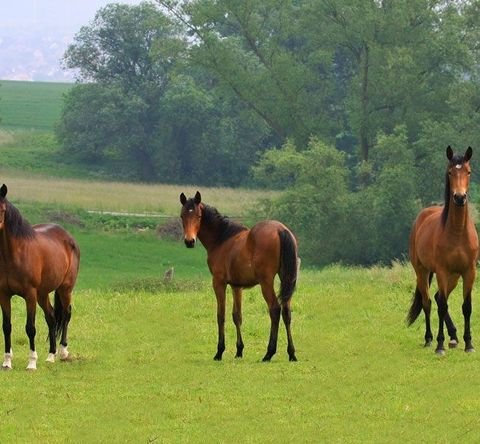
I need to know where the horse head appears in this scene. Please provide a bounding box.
[446,146,472,207]
[179,191,202,248]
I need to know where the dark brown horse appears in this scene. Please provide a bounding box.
[408,146,478,355]
[0,185,80,370]
[180,191,299,361]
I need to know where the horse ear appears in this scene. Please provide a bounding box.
[194,191,201,205]
[446,146,454,160]
[180,193,187,205]
[0,184,7,198]
[465,146,473,162]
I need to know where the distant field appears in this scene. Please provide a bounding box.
[0,172,276,217]
[0,80,71,130]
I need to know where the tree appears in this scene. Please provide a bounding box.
[157,0,339,147]
[60,2,185,181]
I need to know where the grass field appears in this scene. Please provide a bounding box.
[2,262,480,443]
[0,80,71,130]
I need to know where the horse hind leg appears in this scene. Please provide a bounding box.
[25,294,38,370]
[37,291,57,363]
[408,283,433,347]
[232,287,244,358]
[462,268,476,353]
[281,300,297,362]
[260,280,281,362]
[55,289,73,361]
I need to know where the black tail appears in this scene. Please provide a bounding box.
[406,287,423,326]
[54,291,65,340]
[278,230,298,303]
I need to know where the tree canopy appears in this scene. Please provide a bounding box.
[57,0,480,265]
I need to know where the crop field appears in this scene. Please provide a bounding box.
[0,80,71,130]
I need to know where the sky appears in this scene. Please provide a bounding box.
[0,0,147,81]
[1,0,145,30]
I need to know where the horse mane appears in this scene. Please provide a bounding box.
[441,153,465,226]
[4,200,35,239]
[201,204,248,244]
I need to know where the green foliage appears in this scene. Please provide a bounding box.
[60,3,184,182]
[254,130,419,265]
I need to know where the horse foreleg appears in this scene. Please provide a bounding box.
[462,268,476,353]
[213,280,226,361]
[261,281,281,362]
[1,299,13,369]
[281,300,297,362]
[435,292,448,355]
[25,295,38,370]
[434,291,459,348]
[435,274,459,355]
[232,286,244,358]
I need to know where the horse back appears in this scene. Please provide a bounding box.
[208,220,295,287]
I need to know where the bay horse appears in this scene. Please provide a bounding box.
[180,191,299,361]
[408,146,478,355]
[0,185,80,370]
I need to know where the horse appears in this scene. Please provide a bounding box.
[407,146,479,355]
[0,185,80,370]
[180,191,299,362]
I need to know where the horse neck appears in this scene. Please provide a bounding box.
[445,197,470,235]
[197,222,221,252]
[0,228,15,263]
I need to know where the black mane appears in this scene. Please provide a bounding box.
[201,204,248,244]
[441,153,466,226]
[4,200,35,238]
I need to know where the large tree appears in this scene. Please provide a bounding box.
[59,2,185,181]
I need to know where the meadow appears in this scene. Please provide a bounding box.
[0,80,71,130]
[1,81,480,443]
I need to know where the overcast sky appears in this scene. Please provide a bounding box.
[1,0,145,31]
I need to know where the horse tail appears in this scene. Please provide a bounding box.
[278,229,298,303]
[406,287,423,326]
[54,290,65,340]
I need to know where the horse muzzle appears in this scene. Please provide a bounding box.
[453,192,467,207]
[184,238,196,248]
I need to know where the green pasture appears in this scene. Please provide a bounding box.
[2,260,480,443]
[0,80,70,130]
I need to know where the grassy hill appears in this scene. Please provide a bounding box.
[0,80,71,130]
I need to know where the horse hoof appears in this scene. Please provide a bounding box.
[46,353,56,363]
[435,348,445,356]
[448,340,459,349]
[2,365,12,371]
[213,355,222,361]
[465,347,475,353]
[289,355,298,362]
[424,341,432,348]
